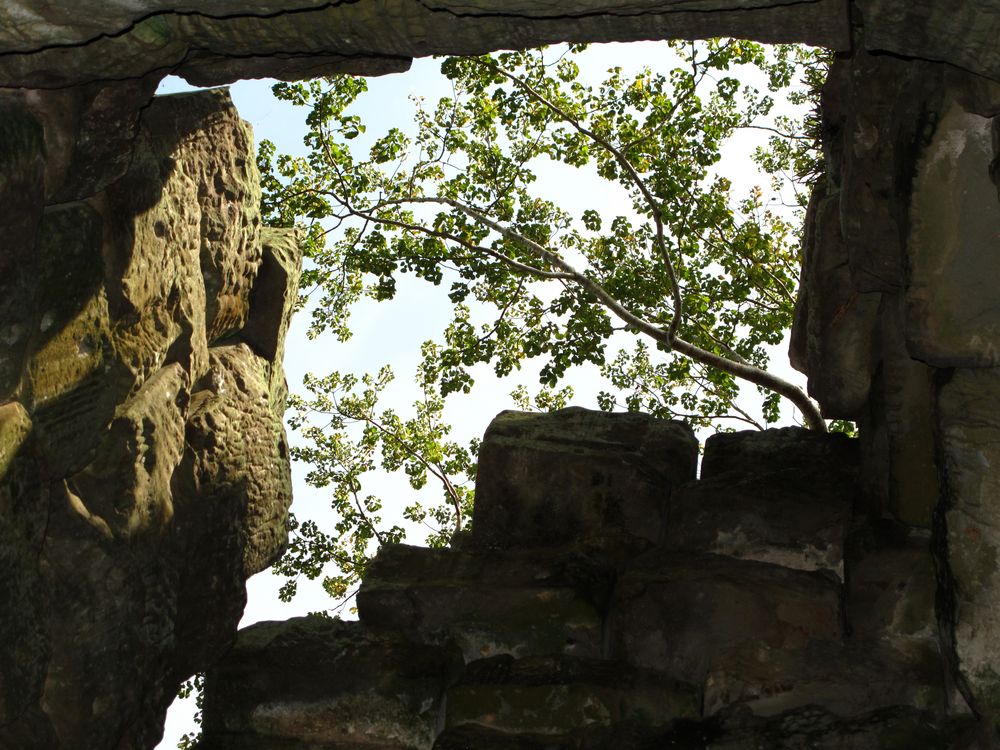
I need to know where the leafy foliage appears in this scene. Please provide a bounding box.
[261,40,832,605]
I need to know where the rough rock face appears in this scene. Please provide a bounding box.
[0,88,299,749]
[201,415,968,748]
[0,1,851,89]
[788,16,1000,738]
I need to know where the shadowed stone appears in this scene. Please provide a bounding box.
[358,544,613,662]
[444,654,699,737]
[607,551,843,685]
[201,616,463,750]
[472,407,697,551]
[0,1,851,89]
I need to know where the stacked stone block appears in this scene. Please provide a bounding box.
[201,409,969,748]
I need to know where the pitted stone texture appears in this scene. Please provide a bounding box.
[445,654,699,737]
[116,87,262,354]
[358,544,612,662]
[180,345,293,579]
[472,408,697,551]
[0,1,850,89]
[607,551,843,685]
[905,100,1000,367]
[938,367,1000,719]
[201,616,462,750]
[0,87,300,749]
[147,91,262,343]
[67,363,189,540]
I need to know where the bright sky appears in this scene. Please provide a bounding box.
[154,41,812,748]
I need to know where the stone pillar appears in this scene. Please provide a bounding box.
[0,86,299,749]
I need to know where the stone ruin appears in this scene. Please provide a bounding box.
[202,408,963,748]
[1,1,1000,748]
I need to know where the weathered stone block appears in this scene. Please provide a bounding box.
[906,100,1000,367]
[178,344,292,579]
[67,363,189,539]
[607,551,843,685]
[790,181,880,417]
[665,472,851,577]
[240,227,302,410]
[202,616,462,750]
[699,426,859,482]
[937,367,1000,717]
[472,408,697,551]
[445,654,698,740]
[144,89,262,343]
[357,544,612,662]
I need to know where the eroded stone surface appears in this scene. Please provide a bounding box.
[703,639,946,719]
[0,87,300,750]
[472,407,697,551]
[607,551,843,684]
[445,654,699,737]
[666,472,851,576]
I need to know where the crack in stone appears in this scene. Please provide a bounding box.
[411,0,831,21]
[0,0,359,58]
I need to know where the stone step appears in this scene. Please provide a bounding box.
[357,544,614,662]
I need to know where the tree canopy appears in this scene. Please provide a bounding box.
[259,40,832,606]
